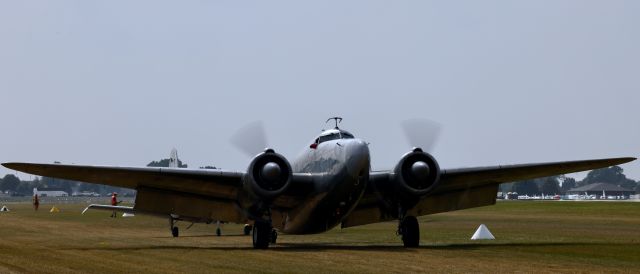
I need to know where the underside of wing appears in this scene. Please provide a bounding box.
[2,162,243,199]
[433,157,636,195]
[2,162,313,223]
[2,162,249,222]
[343,157,636,228]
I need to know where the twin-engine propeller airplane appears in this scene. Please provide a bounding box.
[2,118,636,249]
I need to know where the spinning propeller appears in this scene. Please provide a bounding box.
[230,121,288,190]
[230,121,269,158]
[400,118,443,187]
[400,118,442,153]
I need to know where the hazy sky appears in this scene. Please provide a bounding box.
[1,1,638,181]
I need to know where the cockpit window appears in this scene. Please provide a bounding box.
[316,131,355,144]
[318,133,341,143]
[341,132,354,139]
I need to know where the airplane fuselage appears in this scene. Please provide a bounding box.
[273,138,370,234]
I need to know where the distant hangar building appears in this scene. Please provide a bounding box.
[37,188,69,197]
[567,183,635,197]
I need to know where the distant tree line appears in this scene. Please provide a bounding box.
[501,166,639,195]
[147,159,188,168]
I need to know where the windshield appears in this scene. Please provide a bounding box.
[341,132,354,139]
[318,133,341,143]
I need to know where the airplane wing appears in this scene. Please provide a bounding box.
[2,162,249,222]
[2,163,243,199]
[82,204,136,215]
[342,157,636,228]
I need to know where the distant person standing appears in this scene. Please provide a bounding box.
[110,193,120,218]
[32,193,39,211]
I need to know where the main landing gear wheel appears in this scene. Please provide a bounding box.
[252,222,272,249]
[216,228,221,237]
[400,216,419,247]
[243,224,252,236]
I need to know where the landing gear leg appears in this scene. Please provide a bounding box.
[399,215,419,247]
[270,229,278,244]
[216,220,222,237]
[169,217,179,237]
[251,206,275,249]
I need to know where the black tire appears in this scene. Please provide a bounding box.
[216,228,221,237]
[401,216,419,247]
[172,226,179,238]
[252,222,271,249]
[243,225,252,236]
[270,229,278,244]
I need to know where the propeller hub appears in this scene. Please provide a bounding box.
[411,161,430,182]
[261,162,281,182]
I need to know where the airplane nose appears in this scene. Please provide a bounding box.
[345,140,370,177]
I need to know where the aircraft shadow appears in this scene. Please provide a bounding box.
[65,242,639,252]
[271,242,639,252]
[152,234,248,239]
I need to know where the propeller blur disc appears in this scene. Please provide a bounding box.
[230,121,268,157]
[401,118,442,153]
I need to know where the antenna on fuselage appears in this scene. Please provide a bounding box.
[326,117,343,129]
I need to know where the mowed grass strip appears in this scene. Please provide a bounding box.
[0,201,639,273]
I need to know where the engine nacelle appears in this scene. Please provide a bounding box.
[243,149,292,201]
[393,148,441,198]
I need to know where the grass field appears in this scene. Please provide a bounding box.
[1,200,639,273]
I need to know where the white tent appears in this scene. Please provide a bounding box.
[471,224,495,240]
[0,206,10,212]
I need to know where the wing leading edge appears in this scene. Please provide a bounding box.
[343,157,636,228]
